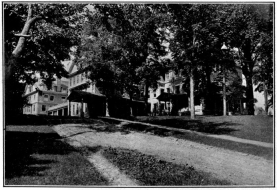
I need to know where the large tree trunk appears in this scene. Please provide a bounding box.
[190,69,195,119]
[6,4,42,83]
[130,94,133,117]
[12,4,42,58]
[241,39,255,115]
[264,81,268,115]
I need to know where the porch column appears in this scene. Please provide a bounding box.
[81,98,84,118]
[68,101,71,116]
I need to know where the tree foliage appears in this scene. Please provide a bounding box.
[216,4,273,114]
[75,4,169,115]
[4,3,85,115]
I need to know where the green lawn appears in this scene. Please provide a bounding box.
[135,115,273,143]
[5,125,108,186]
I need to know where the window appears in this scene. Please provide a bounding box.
[76,75,79,84]
[154,92,156,97]
[70,78,72,86]
[160,89,164,94]
[29,86,32,92]
[42,105,46,112]
[50,95,54,101]
[167,88,170,93]
[54,86,57,92]
[62,97,66,101]
[72,104,75,115]
[44,95,49,101]
[81,73,84,82]
[33,104,35,111]
[73,76,75,85]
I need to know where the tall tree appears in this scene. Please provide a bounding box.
[217,4,273,115]
[253,31,273,114]
[168,4,222,119]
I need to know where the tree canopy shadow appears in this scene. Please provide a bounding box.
[5,131,77,179]
[129,118,239,135]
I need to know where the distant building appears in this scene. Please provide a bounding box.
[22,78,68,115]
[148,70,202,116]
[148,67,246,116]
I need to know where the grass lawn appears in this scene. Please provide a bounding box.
[98,117,273,160]
[135,115,273,143]
[5,125,108,186]
[101,147,231,186]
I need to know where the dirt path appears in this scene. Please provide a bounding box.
[53,124,273,186]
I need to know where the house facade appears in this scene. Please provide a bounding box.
[23,78,68,115]
[48,61,145,118]
[148,70,203,116]
[64,62,107,117]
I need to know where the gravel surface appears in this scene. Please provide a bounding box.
[53,124,274,186]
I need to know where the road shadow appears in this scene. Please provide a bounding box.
[5,130,77,180]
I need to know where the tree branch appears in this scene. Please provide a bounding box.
[14,34,31,38]
[12,16,44,58]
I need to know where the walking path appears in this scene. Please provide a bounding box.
[53,124,273,186]
[100,117,273,148]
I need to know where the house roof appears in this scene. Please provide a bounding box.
[47,102,68,112]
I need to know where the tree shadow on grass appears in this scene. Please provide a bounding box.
[5,131,77,179]
[122,119,239,136]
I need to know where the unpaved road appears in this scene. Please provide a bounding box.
[53,124,273,186]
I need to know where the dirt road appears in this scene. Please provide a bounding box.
[53,124,273,186]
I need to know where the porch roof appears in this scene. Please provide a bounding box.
[67,90,105,103]
[157,93,187,102]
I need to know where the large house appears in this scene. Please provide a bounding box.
[47,61,145,118]
[23,78,68,115]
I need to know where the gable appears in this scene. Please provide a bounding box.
[68,61,78,74]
